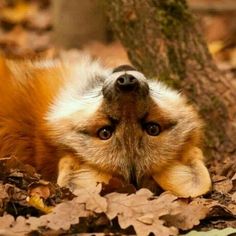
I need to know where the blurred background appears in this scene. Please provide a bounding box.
[0,0,235,71]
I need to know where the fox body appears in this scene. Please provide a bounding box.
[0,56,211,197]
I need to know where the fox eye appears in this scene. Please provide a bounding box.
[98,126,113,140]
[144,122,161,136]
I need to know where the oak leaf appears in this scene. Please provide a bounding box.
[162,198,210,230]
[105,189,178,236]
[74,184,107,213]
[212,175,233,194]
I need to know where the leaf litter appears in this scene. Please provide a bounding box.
[0,155,235,235]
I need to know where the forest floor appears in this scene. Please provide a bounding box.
[0,0,235,235]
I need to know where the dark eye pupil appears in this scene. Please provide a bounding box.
[98,126,113,140]
[145,123,160,136]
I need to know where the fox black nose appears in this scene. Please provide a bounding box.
[116,74,138,91]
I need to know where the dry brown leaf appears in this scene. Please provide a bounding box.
[4,183,27,204]
[73,184,107,213]
[0,195,91,234]
[0,215,17,235]
[137,213,154,225]
[39,197,89,231]
[28,182,51,199]
[232,173,236,181]
[0,184,9,201]
[0,215,33,236]
[0,156,40,185]
[0,184,9,215]
[227,203,236,215]
[162,198,210,230]
[0,185,103,232]
[26,185,104,231]
[105,189,178,236]
[198,197,236,218]
[212,175,233,194]
[232,192,236,202]
[29,186,50,199]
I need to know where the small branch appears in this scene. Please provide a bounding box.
[188,0,236,13]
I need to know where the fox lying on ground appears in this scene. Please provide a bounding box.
[0,56,211,197]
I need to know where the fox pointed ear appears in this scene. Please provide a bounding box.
[152,147,212,198]
[57,155,112,192]
[112,65,137,73]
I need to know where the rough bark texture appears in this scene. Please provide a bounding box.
[103,0,236,160]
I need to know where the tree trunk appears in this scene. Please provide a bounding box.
[103,0,236,160]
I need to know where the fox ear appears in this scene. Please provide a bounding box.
[152,147,212,197]
[57,155,112,192]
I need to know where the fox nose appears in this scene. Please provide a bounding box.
[116,74,138,91]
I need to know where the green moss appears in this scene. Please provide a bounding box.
[200,94,228,146]
[154,1,192,81]
[155,0,192,39]
[156,71,180,88]
[204,134,215,148]
[211,95,228,120]
[167,46,186,80]
[193,53,205,69]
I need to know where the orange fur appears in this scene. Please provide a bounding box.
[0,58,66,180]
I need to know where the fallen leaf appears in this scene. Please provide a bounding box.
[227,203,236,215]
[101,177,136,195]
[4,183,27,205]
[27,195,53,213]
[106,189,178,236]
[0,156,40,185]
[0,195,91,234]
[0,184,9,201]
[161,198,210,230]
[40,197,89,231]
[232,173,236,181]
[232,192,236,202]
[28,182,51,199]
[0,215,16,235]
[212,175,233,194]
[137,213,154,225]
[74,184,107,213]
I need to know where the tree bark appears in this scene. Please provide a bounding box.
[103,0,236,160]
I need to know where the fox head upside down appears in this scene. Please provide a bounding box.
[0,56,211,197]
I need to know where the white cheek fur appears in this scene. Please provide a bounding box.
[46,87,103,122]
[45,57,110,122]
[148,80,187,116]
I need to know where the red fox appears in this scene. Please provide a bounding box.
[0,55,211,197]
